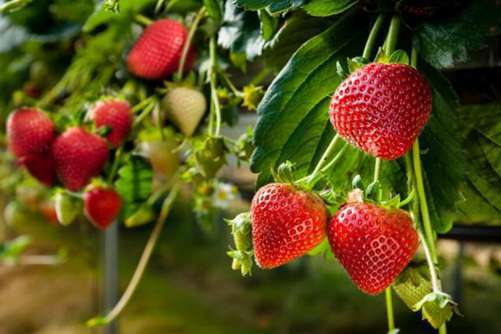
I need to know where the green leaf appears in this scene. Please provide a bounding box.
[251,12,368,183]
[456,104,501,223]
[218,1,265,60]
[413,0,501,69]
[114,156,153,218]
[302,0,359,17]
[203,0,223,23]
[418,61,465,233]
[258,9,277,41]
[263,12,332,69]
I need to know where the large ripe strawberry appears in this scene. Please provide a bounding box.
[127,19,194,80]
[18,153,56,186]
[251,183,327,269]
[161,87,207,137]
[84,186,122,230]
[328,202,419,295]
[6,107,55,158]
[89,99,133,147]
[52,127,109,191]
[329,63,431,160]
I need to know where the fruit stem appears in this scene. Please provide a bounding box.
[177,7,206,80]
[309,133,340,179]
[418,229,440,293]
[218,70,243,97]
[132,97,158,128]
[209,37,222,136]
[385,288,396,331]
[107,146,123,183]
[87,183,180,327]
[320,142,348,173]
[362,14,384,60]
[383,15,400,55]
[412,140,437,261]
[134,14,153,26]
[373,157,382,183]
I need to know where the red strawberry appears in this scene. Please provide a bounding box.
[84,186,122,230]
[329,63,431,160]
[52,127,109,191]
[251,183,327,269]
[89,99,133,147]
[6,107,55,158]
[127,19,195,80]
[328,202,419,295]
[18,153,56,186]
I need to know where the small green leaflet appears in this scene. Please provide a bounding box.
[114,156,153,218]
[302,0,359,17]
[234,0,306,14]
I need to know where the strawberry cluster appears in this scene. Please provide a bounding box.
[229,62,432,295]
[6,100,131,229]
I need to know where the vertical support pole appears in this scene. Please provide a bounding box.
[103,221,119,334]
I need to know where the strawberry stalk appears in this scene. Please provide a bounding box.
[362,14,385,60]
[176,7,206,80]
[383,16,401,55]
[134,14,153,26]
[86,182,181,328]
[209,37,222,137]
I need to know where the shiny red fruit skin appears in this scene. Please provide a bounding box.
[19,153,56,186]
[127,19,194,80]
[329,63,431,160]
[52,127,109,191]
[328,203,419,295]
[90,100,132,147]
[251,183,327,269]
[84,187,122,230]
[7,108,55,158]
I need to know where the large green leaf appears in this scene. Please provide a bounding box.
[302,0,359,17]
[263,13,332,69]
[413,0,501,69]
[250,12,367,182]
[418,62,465,233]
[456,104,501,224]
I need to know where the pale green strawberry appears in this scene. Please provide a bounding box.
[161,87,207,137]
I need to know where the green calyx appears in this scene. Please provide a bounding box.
[226,212,253,276]
[194,136,228,178]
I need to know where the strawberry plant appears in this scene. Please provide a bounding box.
[0,0,499,332]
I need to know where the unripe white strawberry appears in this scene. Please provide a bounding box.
[161,87,207,137]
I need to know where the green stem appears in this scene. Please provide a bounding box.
[0,0,31,13]
[362,14,384,60]
[218,70,243,97]
[384,16,400,55]
[177,7,206,79]
[309,134,340,180]
[412,140,437,261]
[373,158,382,183]
[209,37,221,136]
[132,98,158,128]
[134,14,153,26]
[107,146,123,184]
[320,142,348,173]
[87,183,180,327]
[385,288,395,332]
